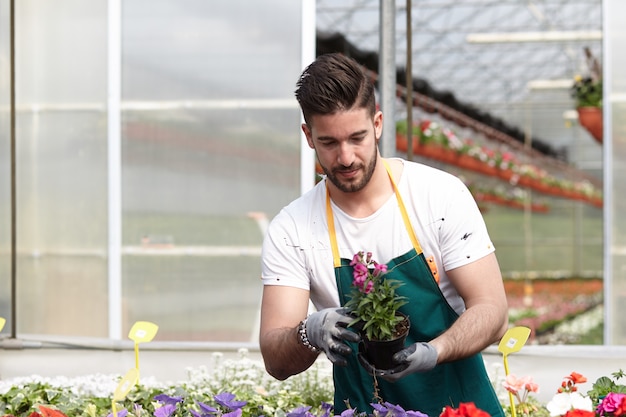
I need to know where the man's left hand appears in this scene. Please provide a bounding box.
[358,342,438,382]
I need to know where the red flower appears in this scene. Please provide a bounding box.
[440,403,490,417]
[38,406,69,417]
[567,372,588,385]
[440,406,462,417]
[564,410,595,417]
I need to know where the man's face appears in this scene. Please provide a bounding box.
[302,107,383,193]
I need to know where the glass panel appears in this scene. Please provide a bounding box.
[120,0,303,341]
[9,1,109,337]
[120,108,301,341]
[483,198,602,277]
[607,0,626,344]
[0,0,12,332]
[1,0,302,341]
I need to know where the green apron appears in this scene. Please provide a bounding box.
[326,161,504,417]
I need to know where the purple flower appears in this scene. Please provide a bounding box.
[223,410,243,417]
[371,402,429,417]
[154,403,177,417]
[107,409,128,417]
[189,400,218,417]
[407,411,429,417]
[320,402,333,417]
[154,394,184,405]
[287,406,313,417]
[214,392,247,410]
[339,409,357,417]
[197,400,218,415]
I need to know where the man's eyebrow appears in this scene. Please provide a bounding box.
[350,129,369,137]
[317,130,369,141]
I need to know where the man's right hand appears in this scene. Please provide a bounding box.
[305,307,361,366]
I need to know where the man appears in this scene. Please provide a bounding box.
[259,52,508,417]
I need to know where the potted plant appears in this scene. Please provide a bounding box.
[572,47,603,144]
[344,251,409,369]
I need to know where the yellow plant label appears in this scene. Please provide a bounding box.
[128,321,159,343]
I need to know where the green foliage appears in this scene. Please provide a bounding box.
[502,397,550,417]
[587,369,626,405]
[0,381,93,417]
[344,252,408,342]
[0,351,334,417]
[349,278,408,341]
[572,77,603,108]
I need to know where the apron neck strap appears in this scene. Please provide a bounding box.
[325,159,423,268]
[325,185,342,268]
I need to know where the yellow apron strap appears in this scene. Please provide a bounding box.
[326,185,342,268]
[382,160,423,255]
[325,159,423,268]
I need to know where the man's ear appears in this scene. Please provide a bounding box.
[373,111,383,141]
[302,123,315,149]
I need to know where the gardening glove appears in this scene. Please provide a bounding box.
[305,307,361,366]
[358,342,438,382]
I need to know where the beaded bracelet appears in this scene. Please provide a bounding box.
[297,317,321,353]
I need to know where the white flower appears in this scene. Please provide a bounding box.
[547,392,572,416]
[570,391,593,411]
[546,392,593,416]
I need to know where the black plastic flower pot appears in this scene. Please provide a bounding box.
[358,313,410,370]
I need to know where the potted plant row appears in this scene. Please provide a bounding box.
[395,120,603,208]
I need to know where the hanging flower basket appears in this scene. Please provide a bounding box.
[577,107,603,144]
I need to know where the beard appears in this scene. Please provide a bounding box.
[319,146,378,193]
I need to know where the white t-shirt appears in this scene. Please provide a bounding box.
[261,158,495,315]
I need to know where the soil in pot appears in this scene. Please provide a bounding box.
[359,314,410,370]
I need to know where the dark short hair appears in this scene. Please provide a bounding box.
[295,53,376,125]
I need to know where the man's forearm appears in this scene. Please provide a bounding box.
[430,303,508,364]
[260,325,320,380]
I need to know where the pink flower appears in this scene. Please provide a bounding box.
[503,374,537,394]
[503,374,539,405]
[350,253,362,267]
[525,379,540,393]
[373,263,388,276]
[597,393,626,416]
[352,262,368,280]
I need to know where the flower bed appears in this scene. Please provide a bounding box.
[395,120,603,208]
[1,349,624,417]
[0,350,334,417]
[504,278,603,343]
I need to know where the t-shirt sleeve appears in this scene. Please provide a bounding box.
[261,209,311,290]
[439,177,495,271]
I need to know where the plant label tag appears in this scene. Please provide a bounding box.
[128,321,159,343]
[498,326,531,355]
[114,368,139,401]
[506,338,518,348]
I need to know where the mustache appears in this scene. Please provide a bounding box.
[333,164,361,173]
